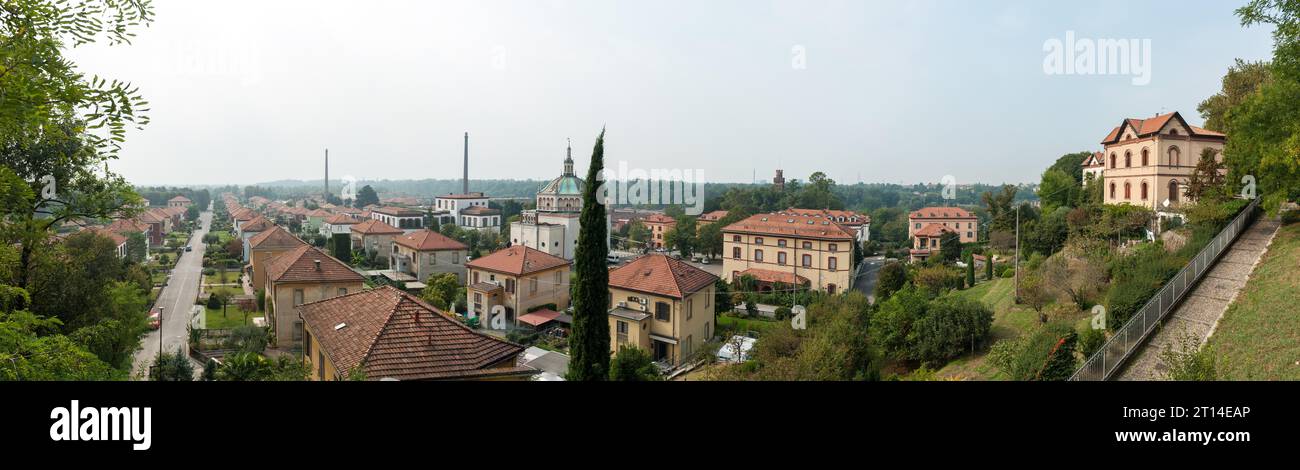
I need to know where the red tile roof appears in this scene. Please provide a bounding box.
[608,253,718,299]
[914,223,957,237]
[324,213,360,225]
[247,225,306,250]
[722,213,856,240]
[168,195,191,203]
[909,206,976,219]
[738,268,809,286]
[393,229,468,252]
[698,210,730,222]
[307,209,333,218]
[778,208,870,225]
[350,219,403,235]
[264,245,363,284]
[241,216,273,232]
[1100,112,1227,144]
[87,227,127,245]
[466,245,570,276]
[643,214,676,225]
[460,206,500,216]
[374,206,422,217]
[298,286,530,381]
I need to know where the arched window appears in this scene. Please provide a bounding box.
[1141,182,1149,200]
[1141,148,1149,166]
[1124,182,1131,199]
[1169,180,1180,203]
[1110,153,1117,168]
[1125,151,1132,168]
[1169,129,1179,136]
[1110,183,1116,199]
[1168,146,1180,166]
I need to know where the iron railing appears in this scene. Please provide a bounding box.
[1070,197,1260,381]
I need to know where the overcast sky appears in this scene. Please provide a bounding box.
[68,0,1274,187]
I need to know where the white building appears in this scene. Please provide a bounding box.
[510,143,584,260]
[370,206,425,233]
[320,213,360,237]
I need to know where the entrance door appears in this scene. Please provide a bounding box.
[652,341,671,363]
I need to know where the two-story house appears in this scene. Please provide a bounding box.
[908,207,978,244]
[721,213,856,294]
[371,206,425,233]
[319,213,360,239]
[262,245,364,348]
[908,223,956,263]
[464,245,571,329]
[350,218,404,262]
[642,213,676,250]
[607,254,719,367]
[238,216,273,262]
[299,286,534,381]
[247,225,308,293]
[390,229,468,284]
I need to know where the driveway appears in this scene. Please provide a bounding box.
[131,209,212,378]
[852,256,885,303]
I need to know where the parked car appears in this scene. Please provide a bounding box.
[185,245,192,252]
[700,257,711,264]
[148,307,161,330]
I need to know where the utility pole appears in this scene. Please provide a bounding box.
[1014,204,1021,302]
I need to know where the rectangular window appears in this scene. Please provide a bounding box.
[829,243,838,252]
[337,287,347,296]
[828,257,838,271]
[530,277,538,294]
[802,254,812,267]
[292,321,303,341]
[293,289,304,306]
[616,320,628,345]
[777,252,787,265]
[778,240,787,247]
[802,241,812,249]
[506,278,515,294]
[687,299,693,320]
[317,351,325,380]
[655,302,670,322]
[304,331,313,358]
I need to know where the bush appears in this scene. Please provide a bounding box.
[224,325,268,354]
[913,265,964,298]
[608,347,662,381]
[774,306,792,320]
[908,295,994,365]
[1282,209,1300,226]
[1078,326,1105,359]
[989,322,1077,381]
[1159,330,1217,381]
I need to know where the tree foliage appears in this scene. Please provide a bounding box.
[567,129,611,381]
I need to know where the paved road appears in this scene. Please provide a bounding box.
[132,209,213,378]
[852,256,885,303]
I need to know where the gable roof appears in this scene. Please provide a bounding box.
[298,286,529,381]
[168,195,191,203]
[324,213,360,225]
[915,223,958,237]
[1100,112,1227,144]
[350,218,404,235]
[247,225,306,250]
[393,229,468,252]
[608,253,718,299]
[264,245,363,284]
[722,213,856,240]
[241,216,273,232]
[466,245,570,276]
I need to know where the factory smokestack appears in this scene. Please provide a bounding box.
[463,132,469,195]
[324,149,329,200]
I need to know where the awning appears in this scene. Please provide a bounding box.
[518,309,563,327]
[649,334,678,345]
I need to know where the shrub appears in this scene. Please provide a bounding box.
[989,322,1077,381]
[1160,330,1217,381]
[225,325,268,354]
[1078,326,1106,359]
[913,265,964,298]
[908,295,994,365]
[1282,209,1300,226]
[774,306,792,320]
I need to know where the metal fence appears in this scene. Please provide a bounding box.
[1070,198,1260,381]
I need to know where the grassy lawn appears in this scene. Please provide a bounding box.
[935,277,1045,380]
[206,285,244,298]
[203,272,240,286]
[717,315,780,335]
[1208,222,1300,380]
[205,306,257,329]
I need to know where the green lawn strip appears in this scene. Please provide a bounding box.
[204,306,255,330]
[1207,223,1300,380]
[717,315,779,335]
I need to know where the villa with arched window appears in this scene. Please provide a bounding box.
[1091,111,1227,212]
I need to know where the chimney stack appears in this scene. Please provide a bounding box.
[463,132,469,195]
[324,149,329,200]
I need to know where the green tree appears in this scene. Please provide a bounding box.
[964,253,976,288]
[419,273,461,311]
[664,217,697,257]
[874,261,907,301]
[1038,168,1079,213]
[125,231,148,263]
[150,348,195,381]
[354,184,380,208]
[1198,58,1273,133]
[567,129,611,381]
[1,1,154,290]
[1184,148,1228,201]
[1226,1,1300,210]
[938,231,961,263]
[608,347,662,381]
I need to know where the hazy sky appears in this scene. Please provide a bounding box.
[68,0,1275,187]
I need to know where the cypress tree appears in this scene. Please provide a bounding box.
[985,253,993,280]
[965,253,976,287]
[567,129,611,381]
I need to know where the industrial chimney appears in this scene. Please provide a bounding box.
[463,132,469,195]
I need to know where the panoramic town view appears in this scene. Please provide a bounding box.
[4,0,1300,451]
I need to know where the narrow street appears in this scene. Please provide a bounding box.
[131,208,213,378]
[852,256,885,303]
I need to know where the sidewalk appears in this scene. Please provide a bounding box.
[1117,216,1281,381]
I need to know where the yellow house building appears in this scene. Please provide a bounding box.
[262,244,364,348]
[722,213,856,294]
[606,254,719,367]
[299,286,533,381]
[465,245,572,329]
[247,225,307,291]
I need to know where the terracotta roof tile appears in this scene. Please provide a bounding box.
[298,286,530,380]
[393,229,468,252]
[264,245,363,283]
[738,268,809,286]
[722,213,856,240]
[350,219,404,235]
[241,216,273,232]
[248,225,306,250]
[608,253,718,299]
[324,213,360,225]
[908,206,976,219]
[466,245,570,276]
[914,223,957,237]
